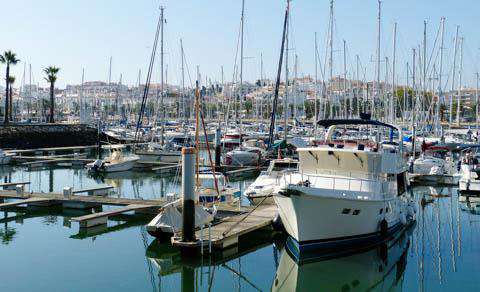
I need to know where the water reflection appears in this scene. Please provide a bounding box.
[145,230,276,291]
[272,229,412,291]
[0,212,17,245]
[0,164,479,291]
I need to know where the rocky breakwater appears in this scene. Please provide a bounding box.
[0,124,98,149]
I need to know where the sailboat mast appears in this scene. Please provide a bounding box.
[476,72,479,130]
[314,32,318,131]
[436,17,445,135]
[180,39,186,124]
[80,68,85,123]
[293,54,298,120]
[283,0,290,141]
[239,0,245,129]
[260,53,264,120]
[423,20,427,107]
[375,0,381,119]
[160,6,165,144]
[456,37,464,126]
[392,22,397,123]
[450,25,459,125]
[343,39,347,118]
[411,48,416,130]
[328,0,334,118]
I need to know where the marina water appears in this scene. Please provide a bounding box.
[0,166,478,291]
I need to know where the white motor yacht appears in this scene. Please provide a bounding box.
[87,148,139,173]
[273,119,416,253]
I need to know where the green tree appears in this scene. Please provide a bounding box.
[0,51,20,124]
[43,66,60,123]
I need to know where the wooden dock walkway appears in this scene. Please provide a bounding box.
[172,204,277,251]
[70,204,156,228]
[0,197,55,209]
[0,189,166,207]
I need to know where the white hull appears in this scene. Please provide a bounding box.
[136,151,181,163]
[275,190,404,243]
[87,157,139,173]
[409,173,460,185]
[225,151,259,166]
[245,174,277,204]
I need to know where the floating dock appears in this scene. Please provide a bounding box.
[0,186,166,228]
[172,204,277,252]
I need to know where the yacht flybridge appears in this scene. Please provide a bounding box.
[273,118,416,254]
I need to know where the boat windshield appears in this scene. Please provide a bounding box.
[271,162,298,171]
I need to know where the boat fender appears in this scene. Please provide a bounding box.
[400,212,407,225]
[379,219,388,237]
[272,213,285,232]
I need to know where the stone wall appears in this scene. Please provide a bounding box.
[0,124,98,149]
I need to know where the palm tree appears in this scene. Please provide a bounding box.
[0,51,20,124]
[7,76,15,121]
[43,66,60,123]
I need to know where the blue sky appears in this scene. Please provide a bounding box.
[2,0,480,88]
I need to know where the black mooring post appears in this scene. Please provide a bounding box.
[181,147,196,243]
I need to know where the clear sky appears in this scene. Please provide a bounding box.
[2,0,480,89]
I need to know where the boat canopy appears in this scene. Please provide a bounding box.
[316,118,403,154]
[316,119,397,131]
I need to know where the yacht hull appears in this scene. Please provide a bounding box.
[274,189,407,253]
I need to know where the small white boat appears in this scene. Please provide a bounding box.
[87,149,139,173]
[224,146,263,167]
[409,155,459,185]
[0,150,14,165]
[136,141,184,164]
[146,198,215,239]
[458,153,480,193]
[196,172,241,204]
[245,158,298,205]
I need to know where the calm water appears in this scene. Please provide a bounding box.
[0,166,479,291]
